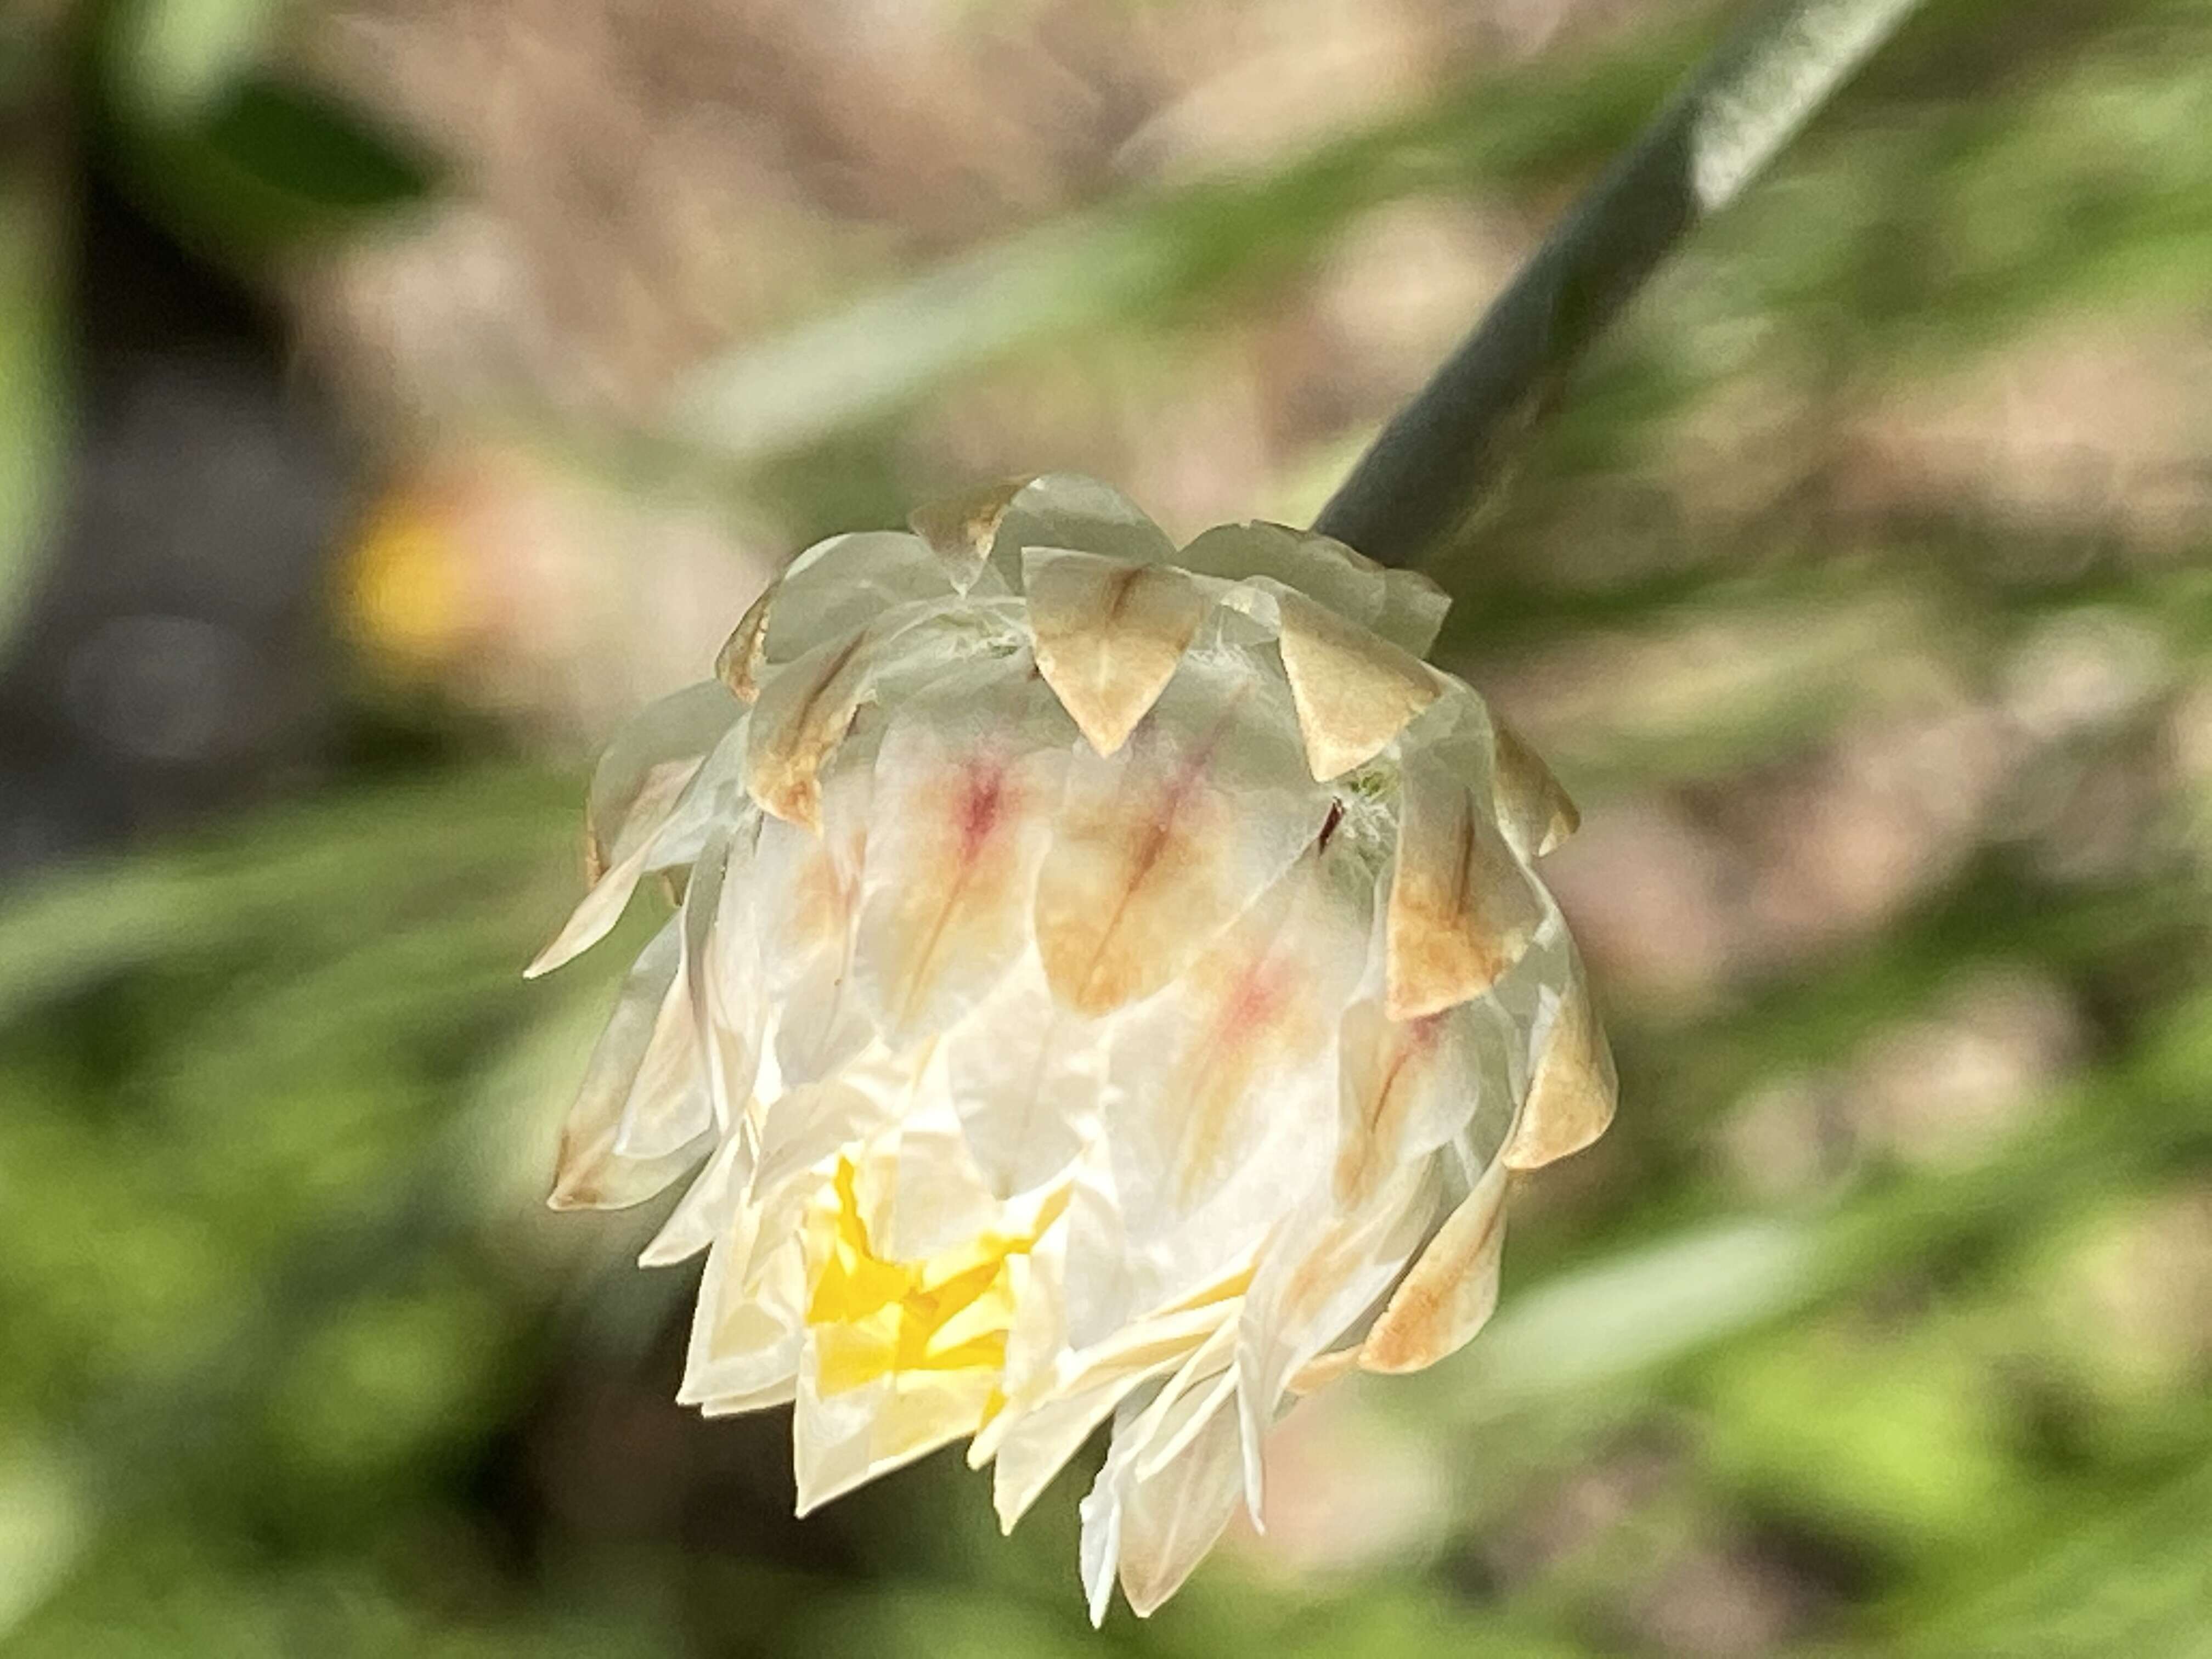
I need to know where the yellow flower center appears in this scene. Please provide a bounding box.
[804,1156,1058,1400]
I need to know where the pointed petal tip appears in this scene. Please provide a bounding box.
[1385,769,1544,1020]
[1491,716,1581,859]
[1025,548,1206,758]
[911,476,1031,589]
[1272,589,1442,780]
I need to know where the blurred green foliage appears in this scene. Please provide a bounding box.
[4,1,2212,1656]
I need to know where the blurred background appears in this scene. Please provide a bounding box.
[4,0,2211,1653]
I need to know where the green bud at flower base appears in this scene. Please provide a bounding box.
[529,475,1615,1621]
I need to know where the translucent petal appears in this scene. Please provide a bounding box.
[988,1380,1129,1532]
[1359,1156,1510,1374]
[762,531,958,664]
[1079,1355,1242,1624]
[910,476,1030,592]
[639,1130,754,1267]
[1233,1159,1437,1513]
[533,705,773,981]
[1025,548,1210,755]
[691,821,766,1135]
[1385,728,1545,1019]
[752,761,876,1088]
[1058,1139,1137,1348]
[586,681,742,870]
[1489,715,1580,859]
[548,921,713,1209]
[616,823,750,1158]
[945,950,1108,1199]
[1175,522,1387,631]
[1130,1319,1240,1479]
[1270,586,1441,780]
[792,1353,999,1517]
[1035,646,1328,1016]
[1077,1416,1127,1628]
[1375,568,1452,658]
[1116,1380,1243,1616]
[751,1081,890,1203]
[1500,952,1617,1169]
[679,1212,805,1406]
[1332,996,1510,1210]
[990,473,1176,590]
[696,1378,798,1417]
[994,1207,1073,1407]
[1105,845,1372,1314]
[850,657,1071,1044]
[526,755,701,978]
[877,1098,1005,1261]
[610,906,712,1161]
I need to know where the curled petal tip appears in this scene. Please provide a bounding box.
[1501,975,1618,1169]
[716,586,775,702]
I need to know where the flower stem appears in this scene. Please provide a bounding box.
[1311,0,1928,567]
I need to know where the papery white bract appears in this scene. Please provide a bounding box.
[529,475,1616,1621]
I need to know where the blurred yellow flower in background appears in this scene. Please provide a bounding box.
[527,474,1615,1619]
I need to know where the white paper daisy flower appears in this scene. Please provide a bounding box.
[528,474,1616,1621]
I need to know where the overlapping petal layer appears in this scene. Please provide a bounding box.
[532,475,1615,1621]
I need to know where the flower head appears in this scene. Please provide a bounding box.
[529,475,1615,1620]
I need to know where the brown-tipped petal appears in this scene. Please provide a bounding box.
[715,585,775,703]
[1385,748,1545,1020]
[1490,716,1580,859]
[743,627,873,829]
[1025,548,1207,756]
[1376,568,1452,657]
[1359,1159,1510,1374]
[1500,968,1617,1169]
[1035,650,1324,1018]
[1272,589,1441,780]
[910,476,1030,591]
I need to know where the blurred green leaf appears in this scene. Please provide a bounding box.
[103,72,441,261]
[104,0,291,119]
[0,1443,92,1644]
[0,136,69,654]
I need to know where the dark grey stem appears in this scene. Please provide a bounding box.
[1312,0,1926,567]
